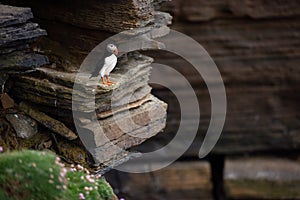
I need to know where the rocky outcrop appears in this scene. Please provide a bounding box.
[1,2,170,172]
[5,113,38,139]
[4,0,156,33]
[10,53,168,169]
[0,4,48,72]
[11,54,154,112]
[2,0,172,72]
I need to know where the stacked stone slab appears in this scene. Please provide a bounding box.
[2,0,171,72]
[2,1,171,172]
[10,53,167,169]
[0,4,48,72]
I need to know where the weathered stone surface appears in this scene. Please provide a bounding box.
[228,0,300,19]
[163,0,300,22]
[1,1,170,170]
[0,4,48,72]
[0,51,49,71]
[33,12,170,72]
[6,113,37,138]
[170,0,229,22]
[83,95,167,165]
[0,22,46,49]
[2,1,171,72]
[0,4,33,27]
[2,0,156,33]
[0,93,14,109]
[136,0,300,158]
[9,52,168,167]
[11,54,153,113]
[19,101,78,140]
[139,84,300,158]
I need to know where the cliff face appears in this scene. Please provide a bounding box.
[0,1,170,172]
[3,0,299,169]
[137,0,300,155]
[5,0,156,32]
[0,5,48,72]
[2,0,171,72]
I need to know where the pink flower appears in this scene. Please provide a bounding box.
[0,146,3,153]
[120,198,125,200]
[79,193,85,200]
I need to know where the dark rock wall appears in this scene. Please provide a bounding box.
[0,4,48,72]
[1,0,169,72]
[0,1,170,170]
[140,0,300,155]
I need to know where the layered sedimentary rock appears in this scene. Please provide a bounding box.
[1,1,170,172]
[11,54,154,113]
[0,4,48,72]
[2,0,172,72]
[10,53,167,168]
[166,0,300,21]
[137,0,300,157]
[4,0,157,33]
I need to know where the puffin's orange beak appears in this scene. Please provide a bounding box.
[114,48,118,56]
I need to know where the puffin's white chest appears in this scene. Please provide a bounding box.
[100,54,117,76]
[105,54,117,72]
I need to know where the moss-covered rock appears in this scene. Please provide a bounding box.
[0,150,116,200]
[0,150,66,200]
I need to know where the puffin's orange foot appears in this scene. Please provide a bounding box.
[105,75,115,85]
[107,81,116,85]
[101,82,112,86]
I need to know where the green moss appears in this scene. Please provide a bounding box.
[0,150,115,200]
[58,140,87,165]
[0,150,64,200]
[66,171,114,200]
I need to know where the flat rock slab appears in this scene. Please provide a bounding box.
[0,51,49,70]
[1,0,156,33]
[11,54,153,113]
[6,113,38,138]
[9,53,168,167]
[81,95,167,165]
[0,4,48,71]
[0,22,46,48]
[19,101,78,140]
[0,4,33,27]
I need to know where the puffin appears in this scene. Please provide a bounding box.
[90,43,119,85]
